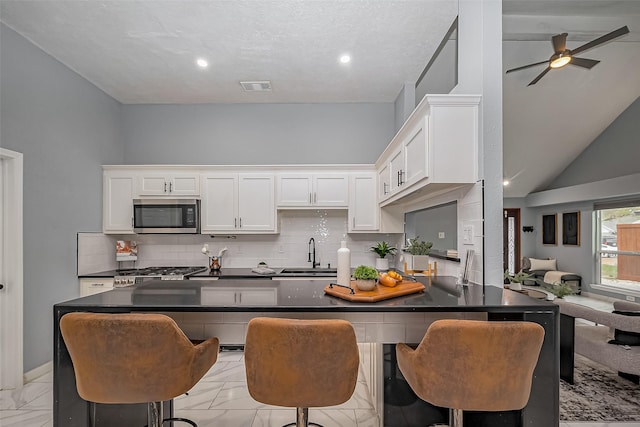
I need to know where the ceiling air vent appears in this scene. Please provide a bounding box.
[240,81,272,92]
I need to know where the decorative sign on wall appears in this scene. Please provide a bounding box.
[542,214,557,246]
[562,211,581,246]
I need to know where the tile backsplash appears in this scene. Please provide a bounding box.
[78,182,484,283]
[79,210,404,271]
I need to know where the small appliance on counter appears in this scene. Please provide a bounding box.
[113,266,208,287]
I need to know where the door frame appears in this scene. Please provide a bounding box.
[503,208,521,275]
[0,148,24,389]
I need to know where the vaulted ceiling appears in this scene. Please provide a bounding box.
[1,0,639,197]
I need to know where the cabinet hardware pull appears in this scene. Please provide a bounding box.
[239,293,242,304]
[397,171,400,186]
[234,218,237,228]
[314,192,317,203]
[383,183,388,194]
[239,217,242,228]
[353,217,355,228]
[169,182,172,192]
[164,182,167,192]
[309,193,312,204]
[131,217,134,227]
[92,283,103,287]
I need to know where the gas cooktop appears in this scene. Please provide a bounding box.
[114,266,207,286]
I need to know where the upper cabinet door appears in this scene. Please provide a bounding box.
[201,174,238,232]
[139,175,168,195]
[277,175,313,206]
[403,116,428,186]
[313,175,348,206]
[388,148,404,194]
[238,174,275,231]
[170,174,200,195]
[103,173,135,234]
[377,164,391,201]
[348,173,379,232]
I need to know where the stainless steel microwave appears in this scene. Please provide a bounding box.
[133,199,200,234]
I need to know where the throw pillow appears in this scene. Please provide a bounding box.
[529,258,557,271]
[607,310,640,346]
[522,257,531,271]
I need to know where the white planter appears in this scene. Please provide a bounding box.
[509,281,523,291]
[407,255,429,271]
[355,279,377,292]
[375,258,389,271]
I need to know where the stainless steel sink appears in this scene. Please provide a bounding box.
[280,268,337,274]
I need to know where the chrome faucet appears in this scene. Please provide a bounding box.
[308,237,320,268]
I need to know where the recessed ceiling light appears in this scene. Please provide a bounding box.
[196,58,209,68]
[503,180,510,186]
[339,54,351,64]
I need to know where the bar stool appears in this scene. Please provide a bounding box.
[396,319,544,427]
[244,317,359,427]
[60,312,219,427]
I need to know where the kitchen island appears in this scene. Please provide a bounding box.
[54,276,559,427]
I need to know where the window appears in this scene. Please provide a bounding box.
[595,203,640,294]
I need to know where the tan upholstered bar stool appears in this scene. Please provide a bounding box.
[244,317,360,427]
[396,319,545,427]
[60,312,219,427]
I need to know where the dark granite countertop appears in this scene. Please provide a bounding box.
[59,276,557,313]
[80,267,349,279]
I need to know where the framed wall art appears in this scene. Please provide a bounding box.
[542,214,557,245]
[562,211,581,246]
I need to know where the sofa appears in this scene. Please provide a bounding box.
[555,299,640,384]
[521,257,582,294]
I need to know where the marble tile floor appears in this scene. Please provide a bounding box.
[1,349,638,427]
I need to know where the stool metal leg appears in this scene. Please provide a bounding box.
[449,408,463,427]
[147,401,163,427]
[281,407,323,427]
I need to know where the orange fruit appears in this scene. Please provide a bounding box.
[378,273,398,287]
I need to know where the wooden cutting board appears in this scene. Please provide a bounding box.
[324,280,425,303]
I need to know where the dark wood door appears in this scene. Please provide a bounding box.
[503,208,521,276]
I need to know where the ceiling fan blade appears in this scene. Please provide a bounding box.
[506,60,549,74]
[570,57,600,69]
[528,67,551,86]
[552,33,568,54]
[571,26,630,56]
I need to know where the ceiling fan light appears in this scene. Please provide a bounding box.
[550,55,571,69]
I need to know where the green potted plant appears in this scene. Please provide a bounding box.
[370,241,397,271]
[503,270,533,291]
[405,237,433,271]
[353,265,379,291]
[548,282,575,299]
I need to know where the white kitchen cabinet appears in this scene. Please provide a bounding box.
[79,278,114,297]
[277,174,348,207]
[200,287,277,305]
[377,164,391,200]
[376,94,480,206]
[201,173,276,233]
[138,172,199,196]
[349,173,379,232]
[379,116,428,202]
[103,172,135,234]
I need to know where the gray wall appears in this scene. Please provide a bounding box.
[393,82,416,133]
[0,24,124,371]
[547,97,640,189]
[122,103,395,164]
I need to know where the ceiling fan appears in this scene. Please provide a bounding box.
[506,25,630,86]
